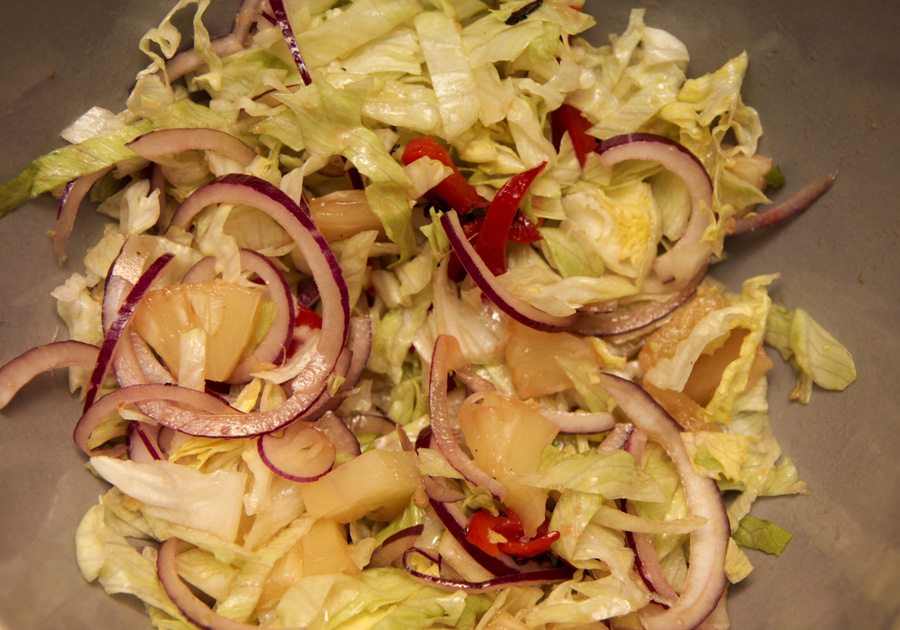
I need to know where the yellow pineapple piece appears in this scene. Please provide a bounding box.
[299,450,421,523]
[458,391,559,536]
[132,280,263,382]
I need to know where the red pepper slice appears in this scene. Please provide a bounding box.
[550,104,596,168]
[401,137,489,215]
[474,161,546,276]
[465,509,559,558]
[498,519,560,557]
[465,509,523,557]
[508,211,543,244]
[295,302,322,329]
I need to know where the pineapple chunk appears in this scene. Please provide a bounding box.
[458,391,559,536]
[504,321,601,399]
[132,280,264,382]
[299,450,421,523]
[258,518,359,610]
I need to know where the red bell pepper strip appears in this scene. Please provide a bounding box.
[465,509,560,558]
[550,104,596,168]
[295,302,322,329]
[465,509,523,557]
[508,211,543,244]
[474,161,546,276]
[401,137,489,214]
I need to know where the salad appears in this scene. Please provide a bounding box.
[0,1,858,629]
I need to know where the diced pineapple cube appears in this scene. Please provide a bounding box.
[132,280,263,383]
[458,391,559,535]
[504,321,601,398]
[299,450,421,523]
[258,518,359,610]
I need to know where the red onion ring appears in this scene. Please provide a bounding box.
[595,134,714,284]
[573,263,707,337]
[369,525,425,568]
[313,411,361,458]
[402,547,572,593]
[231,0,267,45]
[84,253,176,411]
[257,422,335,482]
[538,408,616,434]
[127,128,257,168]
[163,33,245,83]
[595,422,634,454]
[226,250,296,384]
[429,334,507,499]
[349,413,397,437]
[145,174,349,436]
[54,166,112,256]
[73,383,240,455]
[126,421,164,463]
[422,476,466,504]
[102,236,156,334]
[269,0,312,85]
[0,341,100,410]
[600,373,729,630]
[297,317,371,422]
[157,538,260,630]
[441,211,576,332]
[729,171,837,236]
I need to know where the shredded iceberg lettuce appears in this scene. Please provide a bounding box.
[0,1,858,629]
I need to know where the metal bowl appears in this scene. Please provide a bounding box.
[1,1,897,628]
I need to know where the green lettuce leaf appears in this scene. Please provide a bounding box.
[733,515,793,557]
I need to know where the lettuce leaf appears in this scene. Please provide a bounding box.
[733,515,793,557]
[766,304,857,403]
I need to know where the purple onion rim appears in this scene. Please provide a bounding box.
[402,547,574,592]
[83,252,175,411]
[573,263,707,337]
[269,0,312,85]
[595,132,711,187]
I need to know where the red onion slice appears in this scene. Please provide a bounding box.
[295,317,371,422]
[0,341,100,410]
[163,33,245,83]
[369,525,425,568]
[127,128,257,168]
[423,476,466,504]
[441,211,576,332]
[126,421,164,463]
[269,0,312,85]
[402,547,573,592]
[313,411,361,457]
[573,263,707,337]
[595,422,634,454]
[538,409,616,434]
[232,0,266,44]
[84,253,176,411]
[257,422,335,482]
[227,250,296,384]
[102,236,157,334]
[429,334,507,499]
[148,174,349,436]
[623,503,678,608]
[157,538,260,630]
[73,383,240,456]
[729,171,837,236]
[54,166,113,256]
[599,373,729,630]
[348,413,397,437]
[595,134,714,283]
